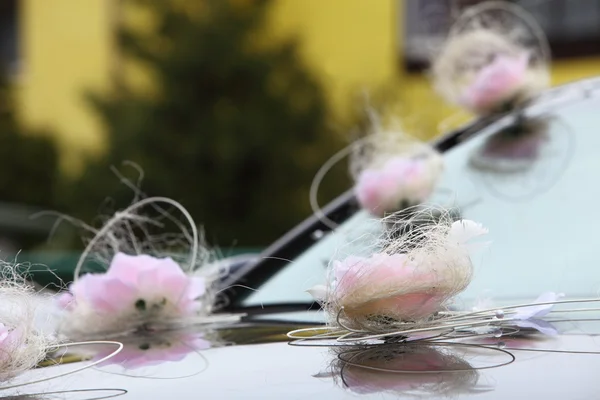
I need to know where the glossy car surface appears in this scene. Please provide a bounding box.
[9,77,600,399]
[11,315,600,399]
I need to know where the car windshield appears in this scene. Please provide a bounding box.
[242,77,600,309]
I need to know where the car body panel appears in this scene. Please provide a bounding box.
[8,316,600,399]
[13,77,600,399]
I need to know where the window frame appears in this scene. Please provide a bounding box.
[401,0,600,73]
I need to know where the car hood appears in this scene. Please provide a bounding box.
[6,315,600,399]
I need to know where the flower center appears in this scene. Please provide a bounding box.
[138,343,151,350]
[135,299,147,311]
[135,298,168,312]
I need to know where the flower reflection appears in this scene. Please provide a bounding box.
[470,117,550,174]
[468,115,572,201]
[94,330,212,369]
[319,343,499,397]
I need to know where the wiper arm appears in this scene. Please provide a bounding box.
[220,302,321,316]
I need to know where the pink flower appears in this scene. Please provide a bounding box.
[0,323,9,343]
[0,323,24,366]
[461,53,529,113]
[307,219,485,326]
[355,157,432,216]
[95,332,212,369]
[331,253,449,321]
[57,292,75,310]
[59,253,206,318]
[320,220,486,323]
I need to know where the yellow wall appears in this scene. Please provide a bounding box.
[268,0,398,122]
[17,0,116,174]
[14,0,600,175]
[267,0,600,137]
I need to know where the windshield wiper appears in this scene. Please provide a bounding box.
[221,302,321,316]
[220,115,500,310]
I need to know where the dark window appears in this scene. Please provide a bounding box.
[402,0,600,71]
[0,0,19,77]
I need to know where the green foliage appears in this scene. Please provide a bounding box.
[69,0,349,246]
[0,77,59,209]
[0,72,61,249]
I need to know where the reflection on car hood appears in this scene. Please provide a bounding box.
[6,316,600,399]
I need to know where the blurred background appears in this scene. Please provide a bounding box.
[0,0,598,263]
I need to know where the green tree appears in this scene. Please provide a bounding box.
[0,71,61,250]
[68,0,349,247]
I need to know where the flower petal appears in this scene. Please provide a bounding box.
[162,274,205,314]
[108,253,184,285]
[515,318,559,336]
[185,277,206,300]
[307,284,327,301]
[136,267,163,295]
[89,278,138,313]
[57,292,75,310]
[461,53,530,111]
[0,324,9,343]
[449,220,488,245]
[514,292,564,320]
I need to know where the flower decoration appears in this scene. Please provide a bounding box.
[309,122,443,229]
[0,324,35,383]
[53,195,239,341]
[432,2,550,115]
[0,266,54,384]
[465,291,562,337]
[295,206,580,346]
[460,53,530,114]
[355,153,442,217]
[291,205,599,375]
[0,324,24,365]
[513,292,563,320]
[349,131,443,217]
[309,211,488,330]
[58,253,209,338]
[321,253,459,322]
[510,292,563,336]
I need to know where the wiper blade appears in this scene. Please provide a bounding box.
[221,302,321,316]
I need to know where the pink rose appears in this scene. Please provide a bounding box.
[0,323,24,366]
[322,220,487,323]
[59,253,206,317]
[461,53,529,113]
[355,157,431,216]
[331,253,448,321]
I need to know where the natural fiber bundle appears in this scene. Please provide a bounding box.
[431,1,550,115]
[55,196,230,340]
[309,209,487,331]
[0,265,54,382]
[351,132,443,217]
